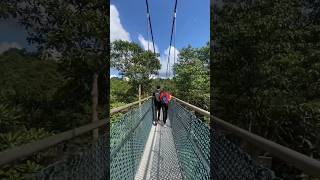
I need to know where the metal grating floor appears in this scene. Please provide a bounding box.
[135,112,183,180]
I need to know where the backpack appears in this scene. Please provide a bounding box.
[162,94,168,105]
[155,90,161,102]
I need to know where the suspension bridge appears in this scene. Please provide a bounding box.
[1,96,320,179]
[1,0,319,179]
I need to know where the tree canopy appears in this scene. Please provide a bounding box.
[2,0,109,124]
[111,40,161,95]
[212,0,320,178]
[0,0,109,178]
[174,43,210,111]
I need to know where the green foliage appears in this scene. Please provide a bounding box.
[0,0,109,178]
[0,160,43,180]
[0,128,50,179]
[174,44,210,111]
[212,0,320,177]
[110,77,136,104]
[2,0,109,127]
[0,102,22,132]
[0,49,62,102]
[0,128,51,151]
[0,49,65,130]
[111,40,161,95]
[111,112,124,124]
[111,102,127,109]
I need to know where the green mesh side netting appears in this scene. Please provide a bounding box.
[169,100,210,180]
[110,99,153,180]
[32,136,109,180]
[31,99,153,180]
[169,100,276,180]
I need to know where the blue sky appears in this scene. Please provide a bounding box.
[0,19,35,53]
[110,0,210,78]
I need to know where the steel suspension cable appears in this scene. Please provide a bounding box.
[173,12,177,78]
[145,0,156,54]
[166,0,178,78]
[145,0,160,79]
[146,13,150,52]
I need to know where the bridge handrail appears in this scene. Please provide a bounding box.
[0,97,152,166]
[173,96,210,117]
[173,96,320,177]
[110,96,152,114]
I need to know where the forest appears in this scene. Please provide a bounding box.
[212,0,320,178]
[0,0,108,178]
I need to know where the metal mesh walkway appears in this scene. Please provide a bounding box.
[134,100,210,180]
[142,114,183,180]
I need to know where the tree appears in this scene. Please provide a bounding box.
[174,44,210,111]
[110,77,134,104]
[2,0,109,139]
[0,49,65,131]
[111,40,161,95]
[0,1,109,177]
[212,0,320,177]
[0,49,59,179]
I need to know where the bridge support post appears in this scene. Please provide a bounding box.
[91,72,99,140]
[139,84,141,107]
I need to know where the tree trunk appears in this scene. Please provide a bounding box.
[91,72,99,140]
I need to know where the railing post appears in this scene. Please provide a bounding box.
[152,97,155,124]
[139,84,141,107]
[91,73,99,141]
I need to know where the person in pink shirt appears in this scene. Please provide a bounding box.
[159,90,172,126]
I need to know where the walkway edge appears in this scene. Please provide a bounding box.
[134,124,157,180]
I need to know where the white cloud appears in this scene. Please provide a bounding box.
[110,74,118,78]
[158,46,179,78]
[110,4,131,42]
[0,42,22,54]
[138,34,159,53]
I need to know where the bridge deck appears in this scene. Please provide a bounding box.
[135,112,183,180]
